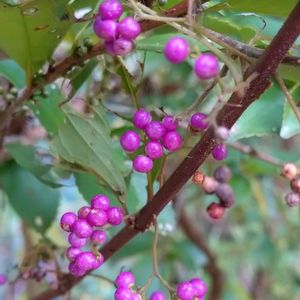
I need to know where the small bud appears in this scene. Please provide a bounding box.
[213,165,232,183]
[192,171,204,185]
[215,184,235,208]
[207,203,225,220]
[202,176,218,194]
[284,192,300,207]
[281,163,298,180]
[290,175,300,193]
[215,126,229,141]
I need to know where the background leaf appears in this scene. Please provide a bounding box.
[0,59,25,88]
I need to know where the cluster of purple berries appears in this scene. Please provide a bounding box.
[189,112,228,161]
[281,163,300,207]
[93,0,141,56]
[120,109,183,173]
[60,194,123,277]
[164,36,219,80]
[193,166,235,220]
[176,278,207,300]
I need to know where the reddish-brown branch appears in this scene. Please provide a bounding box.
[32,1,300,299]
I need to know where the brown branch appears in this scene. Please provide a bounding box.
[32,1,300,299]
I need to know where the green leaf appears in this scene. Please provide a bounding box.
[51,104,126,196]
[0,0,71,82]
[0,59,25,88]
[227,0,298,18]
[0,162,60,234]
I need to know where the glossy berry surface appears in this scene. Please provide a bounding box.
[99,0,123,20]
[202,176,218,194]
[281,163,298,180]
[145,141,164,160]
[117,17,141,40]
[176,281,196,300]
[114,287,133,300]
[207,202,225,220]
[194,53,219,80]
[133,155,153,173]
[91,194,110,211]
[115,271,135,288]
[104,41,116,56]
[66,247,81,261]
[107,206,123,225]
[150,290,166,300]
[68,261,85,277]
[190,278,207,297]
[91,230,107,244]
[0,274,7,285]
[132,293,142,300]
[145,121,166,140]
[68,233,87,248]
[164,36,189,64]
[93,17,118,41]
[162,131,183,152]
[162,115,178,131]
[113,38,134,56]
[120,130,141,152]
[212,144,228,161]
[77,206,91,219]
[86,208,108,227]
[190,112,209,131]
[133,109,152,129]
[60,212,77,232]
[73,219,93,238]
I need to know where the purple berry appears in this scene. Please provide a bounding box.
[93,17,118,41]
[91,194,110,211]
[99,0,123,20]
[145,141,164,160]
[162,115,178,131]
[212,144,228,161]
[66,247,82,261]
[68,233,87,248]
[150,290,166,300]
[190,278,207,297]
[0,274,7,285]
[133,109,152,130]
[90,230,107,244]
[104,41,116,56]
[164,36,189,64]
[285,192,300,207]
[73,219,93,238]
[68,261,85,277]
[145,121,166,140]
[213,165,232,183]
[87,208,108,227]
[117,17,141,40]
[113,38,134,56]
[132,293,142,300]
[133,155,153,173]
[78,206,91,219]
[162,131,182,152]
[107,206,123,225]
[75,251,102,272]
[190,112,209,131]
[194,53,219,80]
[176,281,196,300]
[114,287,133,300]
[120,130,141,152]
[60,212,77,232]
[115,271,135,288]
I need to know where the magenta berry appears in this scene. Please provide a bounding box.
[90,230,107,244]
[68,233,87,248]
[104,41,116,56]
[212,144,228,161]
[91,194,110,211]
[117,17,141,40]
[114,287,133,300]
[107,206,123,225]
[60,212,77,232]
[162,131,183,152]
[176,281,196,300]
[75,251,102,272]
[150,290,166,300]
[162,115,178,131]
[78,206,91,219]
[145,141,164,160]
[113,38,134,56]
[0,274,7,286]
[99,0,123,20]
[190,278,207,298]
[145,121,166,140]
[133,155,153,173]
[194,53,219,80]
[66,247,81,261]
[133,109,152,130]
[86,208,108,227]
[190,112,209,131]
[68,261,85,277]
[93,17,118,41]
[115,271,135,288]
[120,130,141,152]
[73,219,93,238]
[164,36,189,64]
[132,293,142,300]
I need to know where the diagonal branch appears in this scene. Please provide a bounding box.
[32,1,300,299]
